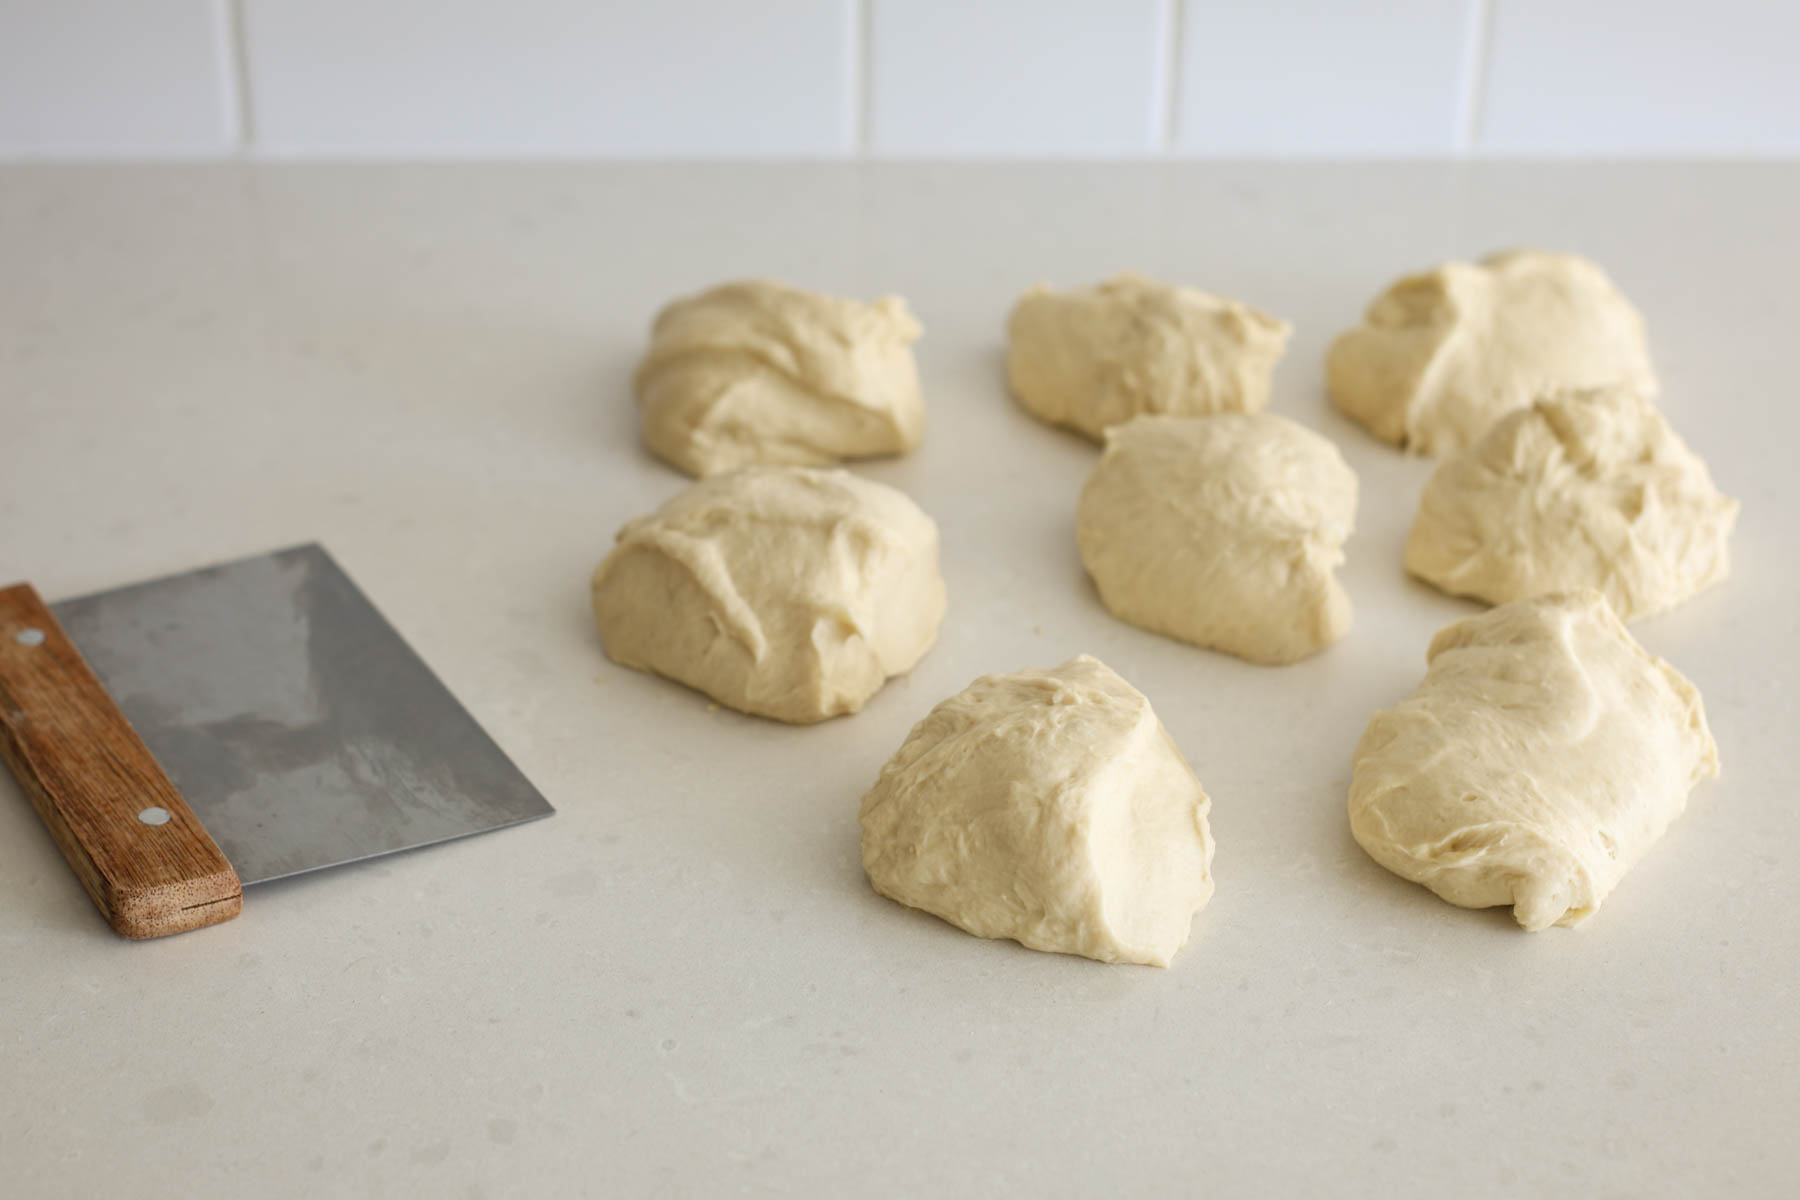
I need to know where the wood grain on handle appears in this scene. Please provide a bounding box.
[0,583,241,938]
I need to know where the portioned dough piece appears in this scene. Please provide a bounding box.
[1328,250,1657,455]
[1006,273,1291,441]
[1407,387,1739,621]
[1077,413,1357,664]
[635,280,925,477]
[860,655,1214,966]
[591,466,945,723]
[1349,592,1717,931]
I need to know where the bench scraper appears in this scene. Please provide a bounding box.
[0,543,553,938]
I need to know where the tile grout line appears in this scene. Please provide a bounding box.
[1156,0,1184,153]
[215,0,256,153]
[1454,0,1495,156]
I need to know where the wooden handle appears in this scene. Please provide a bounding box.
[0,583,241,938]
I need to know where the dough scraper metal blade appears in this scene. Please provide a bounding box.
[45,543,553,888]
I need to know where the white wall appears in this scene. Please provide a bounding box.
[1,0,1795,159]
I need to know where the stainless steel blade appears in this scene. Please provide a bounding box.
[49,544,552,885]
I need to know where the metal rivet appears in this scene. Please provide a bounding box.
[137,807,172,827]
[13,628,45,646]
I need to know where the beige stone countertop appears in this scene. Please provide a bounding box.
[1,163,1795,1197]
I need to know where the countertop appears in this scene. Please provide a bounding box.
[2,163,1795,1198]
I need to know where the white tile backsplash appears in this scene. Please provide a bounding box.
[0,0,234,156]
[867,0,1164,156]
[1480,0,1800,155]
[1176,0,1479,156]
[240,0,855,156]
[0,0,1795,159]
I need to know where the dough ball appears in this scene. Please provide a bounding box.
[859,655,1214,966]
[1406,387,1739,621]
[1006,273,1291,441]
[1327,250,1657,455]
[1349,592,1717,931]
[591,466,945,723]
[634,279,925,477]
[1077,413,1357,665]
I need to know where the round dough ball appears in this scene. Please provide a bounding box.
[1327,249,1657,455]
[1406,387,1739,621]
[1005,273,1291,441]
[859,655,1214,967]
[591,466,945,723]
[634,279,925,477]
[1349,592,1718,932]
[1077,413,1357,665]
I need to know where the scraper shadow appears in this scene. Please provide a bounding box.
[0,776,128,939]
